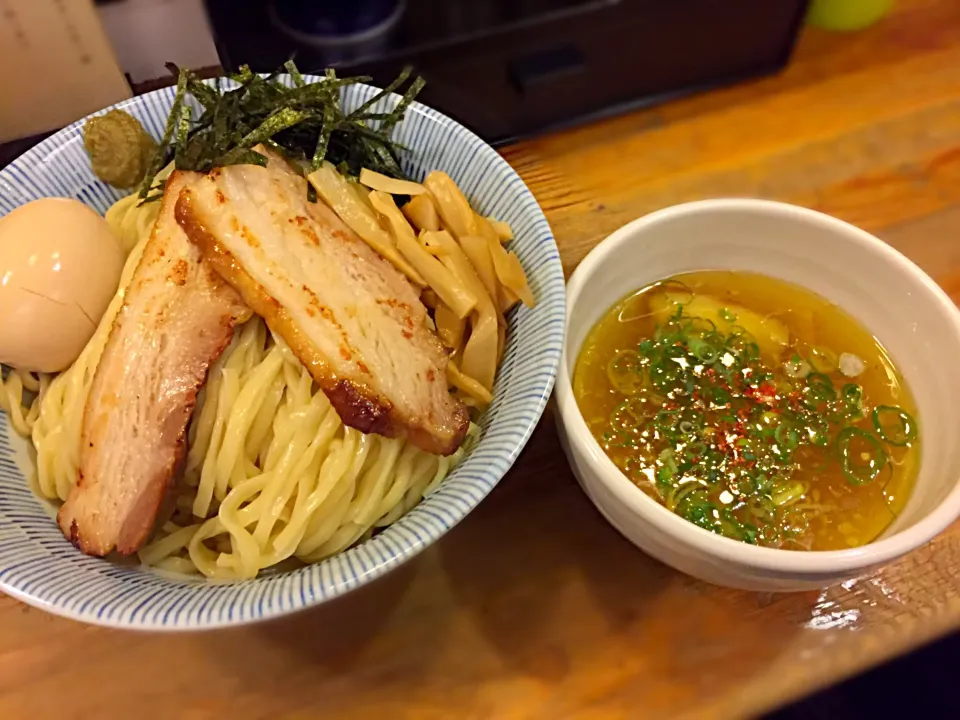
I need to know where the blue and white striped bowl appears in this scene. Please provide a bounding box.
[0,78,565,629]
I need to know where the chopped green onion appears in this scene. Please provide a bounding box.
[611,397,651,429]
[784,355,812,379]
[806,373,836,399]
[681,496,718,532]
[774,422,800,450]
[802,372,836,411]
[657,465,675,486]
[666,483,701,511]
[658,447,679,474]
[606,350,645,395]
[687,335,720,363]
[872,406,918,446]
[771,481,806,507]
[841,383,863,407]
[649,356,685,393]
[805,414,831,446]
[726,334,760,362]
[652,409,679,433]
[601,430,628,449]
[837,427,887,485]
[587,282,919,551]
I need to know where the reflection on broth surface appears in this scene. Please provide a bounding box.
[574,271,920,551]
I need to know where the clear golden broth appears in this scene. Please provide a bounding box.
[574,271,920,551]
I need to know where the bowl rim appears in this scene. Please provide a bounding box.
[0,77,567,629]
[556,197,960,575]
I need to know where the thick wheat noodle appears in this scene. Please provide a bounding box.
[0,369,49,438]
[24,172,469,580]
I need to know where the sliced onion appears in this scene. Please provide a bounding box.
[839,352,865,377]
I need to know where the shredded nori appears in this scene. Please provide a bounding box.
[138,61,424,203]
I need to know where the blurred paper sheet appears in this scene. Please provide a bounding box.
[0,0,131,142]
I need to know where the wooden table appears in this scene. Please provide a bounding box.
[3,1,960,717]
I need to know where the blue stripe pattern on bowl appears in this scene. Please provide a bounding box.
[0,78,566,629]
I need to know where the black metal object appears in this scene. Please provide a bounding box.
[204,0,810,144]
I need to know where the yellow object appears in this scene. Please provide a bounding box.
[487,217,514,242]
[359,167,427,196]
[422,230,500,392]
[807,0,895,31]
[307,162,425,285]
[369,191,477,318]
[0,198,124,372]
[424,171,478,239]
[402,194,441,232]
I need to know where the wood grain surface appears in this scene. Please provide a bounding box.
[3,1,960,718]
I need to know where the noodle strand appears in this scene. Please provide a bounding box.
[16,167,469,580]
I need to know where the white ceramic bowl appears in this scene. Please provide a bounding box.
[555,199,960,591]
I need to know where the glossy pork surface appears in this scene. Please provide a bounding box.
[175,152,469,456]
[58,171,249,556]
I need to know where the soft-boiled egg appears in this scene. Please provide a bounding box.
[0,198,124,372]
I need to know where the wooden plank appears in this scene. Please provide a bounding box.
[2,1,960,719]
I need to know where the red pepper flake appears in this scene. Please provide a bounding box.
[755,381,778,404]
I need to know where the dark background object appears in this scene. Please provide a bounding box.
[204,0,810,143]
[767,631,960,718]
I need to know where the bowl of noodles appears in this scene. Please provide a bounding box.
[0,69,565,629]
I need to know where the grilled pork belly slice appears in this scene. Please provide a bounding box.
[58,171,249,556]
[175,153,469,456]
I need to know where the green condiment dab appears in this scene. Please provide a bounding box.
[83,110,158,190]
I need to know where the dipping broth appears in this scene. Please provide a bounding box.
[573,271,920,551]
